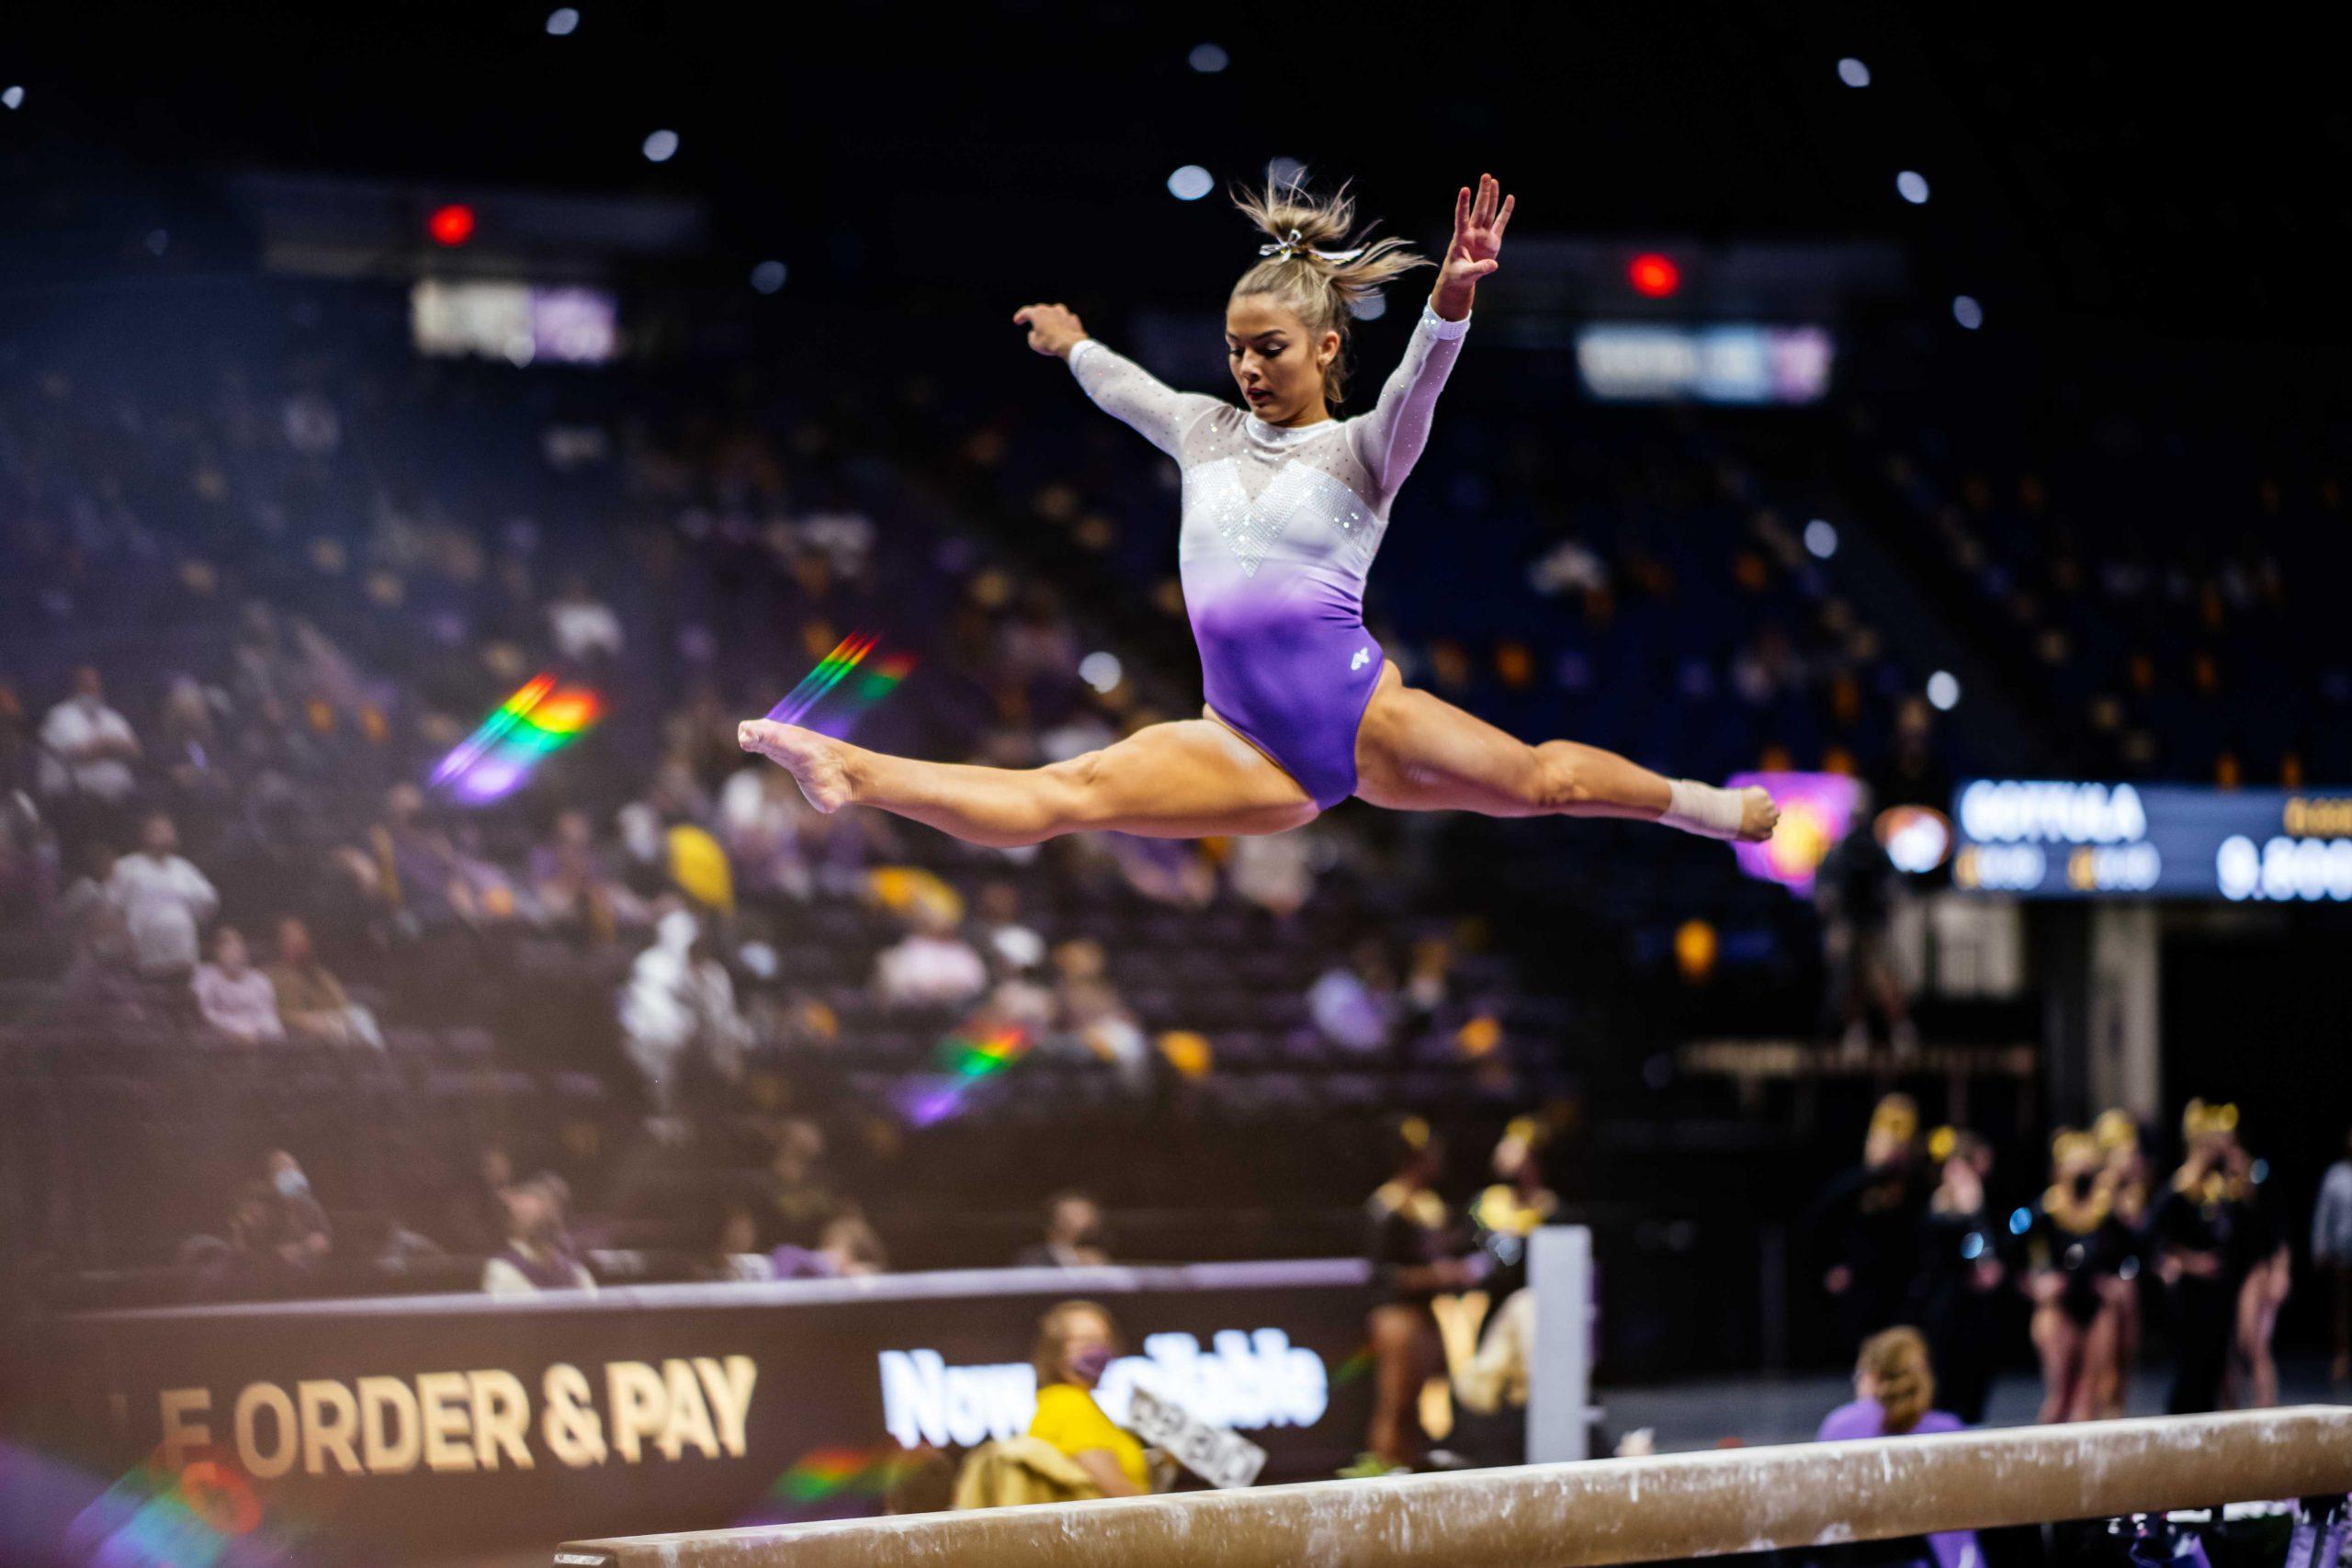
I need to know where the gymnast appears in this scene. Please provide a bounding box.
[740,171,1779,849]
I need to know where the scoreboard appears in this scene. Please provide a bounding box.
[1950,779,2352,902]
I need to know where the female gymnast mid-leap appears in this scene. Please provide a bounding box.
[739,172,1780,850]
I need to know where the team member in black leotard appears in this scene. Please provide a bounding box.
[2024,1130,2134,1423]
[2222,1132,2290,1407]
[1909,1128,2012,1425]
[1470,1115,1559,1298]
[1810,1095,1928,1355]
[1436,1117,1563,1463]
[2090,1109,2154,1417]
[2152,1100,2244,1415]
[1360,1116,1481,1472]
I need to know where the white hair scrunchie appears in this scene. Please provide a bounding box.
[1259,226,1366,264]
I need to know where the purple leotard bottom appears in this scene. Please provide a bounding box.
[1190,592,1385,812]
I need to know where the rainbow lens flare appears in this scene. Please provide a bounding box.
[35,1442,275,1567]
[822,652,915,737]
[934,1022,1030,1078]
[765,634,875,723]
[432,673,605,804]
[899,1021,1032,1126]
[767,1445,934,1506]
[764,634,917,738]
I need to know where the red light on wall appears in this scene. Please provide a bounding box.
[428,204,476,247]
[1628,253,1680,299]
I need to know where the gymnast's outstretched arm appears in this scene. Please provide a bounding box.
[1349,173,1514,505]
[1013,301,1220,459]
[1347,304,1470,505]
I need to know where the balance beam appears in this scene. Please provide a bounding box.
[555,1405,2352,1568]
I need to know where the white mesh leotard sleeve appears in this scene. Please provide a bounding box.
[1068,338,1225,461]
[1347,303,1471,508]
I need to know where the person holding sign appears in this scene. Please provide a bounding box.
[1026,1301,1148,1498]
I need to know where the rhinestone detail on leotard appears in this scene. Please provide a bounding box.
[1193,458,1379,577]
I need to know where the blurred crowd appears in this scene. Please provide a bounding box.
[0,281,1558,1301]
[1851,336,2351,786]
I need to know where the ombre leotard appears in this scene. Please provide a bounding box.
[1068,304,1469,808]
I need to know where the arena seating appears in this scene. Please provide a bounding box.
[11,268,2324,1314]
[0,280,1588,1302]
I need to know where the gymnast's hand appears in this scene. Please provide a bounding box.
[1431,172,1513,321]
[1013,302,1089,358]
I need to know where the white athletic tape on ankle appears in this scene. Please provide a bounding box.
[1661,779,1746,840]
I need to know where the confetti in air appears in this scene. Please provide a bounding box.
[432,673,605,804]
[765,633,917,738]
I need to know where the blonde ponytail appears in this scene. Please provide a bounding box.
[1857,1326,1938,1435]
[1229,166,1430,407]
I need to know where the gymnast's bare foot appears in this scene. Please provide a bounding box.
[1738,785,1780,843]
[738,720,855,814]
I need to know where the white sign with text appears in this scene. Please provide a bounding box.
[1125,1385,1266,1490]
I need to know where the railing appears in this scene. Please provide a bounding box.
[556,1405,2352,1568]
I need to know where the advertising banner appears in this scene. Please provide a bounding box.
[52,1260,1379,1558]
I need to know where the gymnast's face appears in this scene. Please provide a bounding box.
[1227,294,1340,427]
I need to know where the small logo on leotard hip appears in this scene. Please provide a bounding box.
[1351,647,1371,671]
